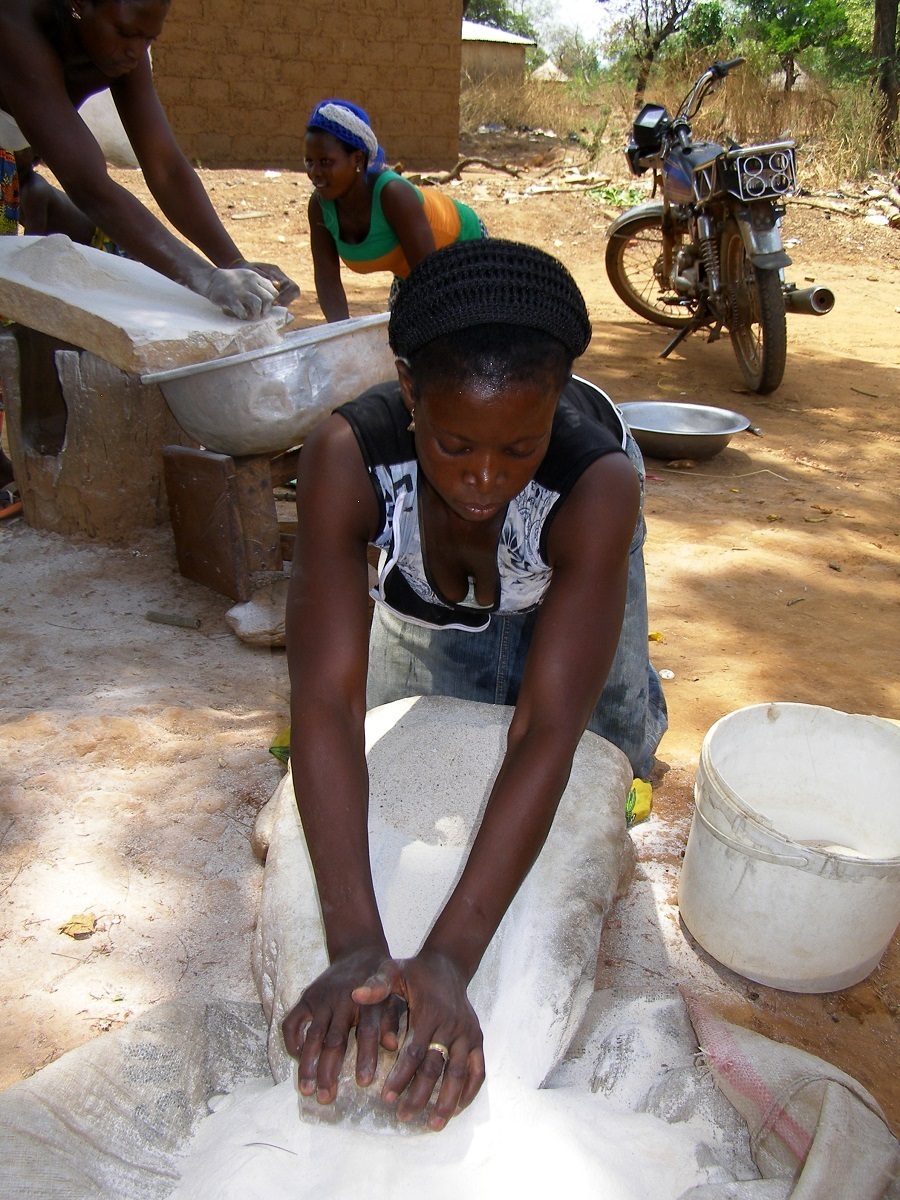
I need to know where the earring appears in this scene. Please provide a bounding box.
[407,408,416,433]
[71,5,81,17]
[356,166,362,174]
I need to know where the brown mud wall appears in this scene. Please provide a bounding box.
[152,0,463,169]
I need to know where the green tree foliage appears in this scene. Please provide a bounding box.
[660,0,737,68]
[682,0,726,47]
[744,0,853,88]
[463,0,540,41]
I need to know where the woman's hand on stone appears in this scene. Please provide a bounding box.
[282,947,403,1103]
[237,260,301,306]
[203,266,279,319]
[352,949,486,1131]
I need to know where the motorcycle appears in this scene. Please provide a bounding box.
[605,57,834,394]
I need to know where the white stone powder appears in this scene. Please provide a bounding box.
[170,1068,730,1200]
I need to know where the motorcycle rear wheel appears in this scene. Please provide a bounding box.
[605,213,696,329]
[719,219,787,394]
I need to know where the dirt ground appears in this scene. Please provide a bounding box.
[1,132,898,1138]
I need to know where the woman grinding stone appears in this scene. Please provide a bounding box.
[282,239,667,1131]
[0,0,298,318]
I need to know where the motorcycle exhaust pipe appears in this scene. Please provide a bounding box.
[783,285,835,316]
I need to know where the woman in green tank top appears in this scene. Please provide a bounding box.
[304,99,484,322]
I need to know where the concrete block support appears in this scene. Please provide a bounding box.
[0,328,195,541]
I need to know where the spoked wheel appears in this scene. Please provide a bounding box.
[605,211,696,329]
[719,218,787,393]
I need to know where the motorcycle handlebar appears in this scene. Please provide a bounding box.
[713,56,745,76]
[675,121,693,151]
[680,56,746,120]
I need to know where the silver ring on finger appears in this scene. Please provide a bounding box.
[427,1041,450,1064]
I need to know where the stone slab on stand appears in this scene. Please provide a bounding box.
[0,235,289,376]
[0,235,294,544]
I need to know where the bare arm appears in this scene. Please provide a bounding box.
[307,195,349,321]
[285,416,381,959]
[112,67,243,265]
[0,15,287,315]
[281,416,397,1095]
[113,72,297,304]
[378,177,436,273]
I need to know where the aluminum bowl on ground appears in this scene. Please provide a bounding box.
[142,312,394,457]
[618,401,750,461]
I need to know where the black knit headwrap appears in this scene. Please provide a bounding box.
[388,239,592,361]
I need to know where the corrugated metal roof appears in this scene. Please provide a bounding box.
[462,19,535,46]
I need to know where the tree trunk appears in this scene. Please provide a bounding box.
[781,52,797,95]
[872,0,899,164]
[634,51,656,108]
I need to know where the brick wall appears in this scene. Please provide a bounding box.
[152,0,463,169]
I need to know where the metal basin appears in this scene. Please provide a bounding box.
[618,401,750,461]
[142,312,395,457]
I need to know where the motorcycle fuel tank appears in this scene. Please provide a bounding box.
[662,141,724,205]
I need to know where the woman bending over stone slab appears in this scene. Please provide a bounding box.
[0,0,298,318]
[304,99,485,322]
[282,239,667,1131]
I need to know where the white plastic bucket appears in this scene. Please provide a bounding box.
[678,703,900,992]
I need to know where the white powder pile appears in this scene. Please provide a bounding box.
[170,1067,734,1200]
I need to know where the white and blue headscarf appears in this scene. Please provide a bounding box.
[307,99,387,175]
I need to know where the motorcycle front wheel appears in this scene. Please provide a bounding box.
[605,213,695,329]
[719,219,787,394]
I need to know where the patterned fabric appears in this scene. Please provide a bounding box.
[89,227,129,257]
[307,99,386,174]
[1,151,18,333]
[1,149,19,236]
[363,398,669,777]
[336,375,629,632]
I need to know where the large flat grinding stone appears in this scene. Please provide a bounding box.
[0,235,289,375]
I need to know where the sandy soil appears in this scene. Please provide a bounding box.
[1,134,898,1135]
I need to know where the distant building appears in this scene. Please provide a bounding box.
[768,64,810,93]
[461,19,536,80]
[532,60,570,84]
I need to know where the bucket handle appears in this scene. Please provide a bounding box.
[693,803,811,868]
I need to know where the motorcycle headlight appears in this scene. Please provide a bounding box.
[727,144,797,201]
